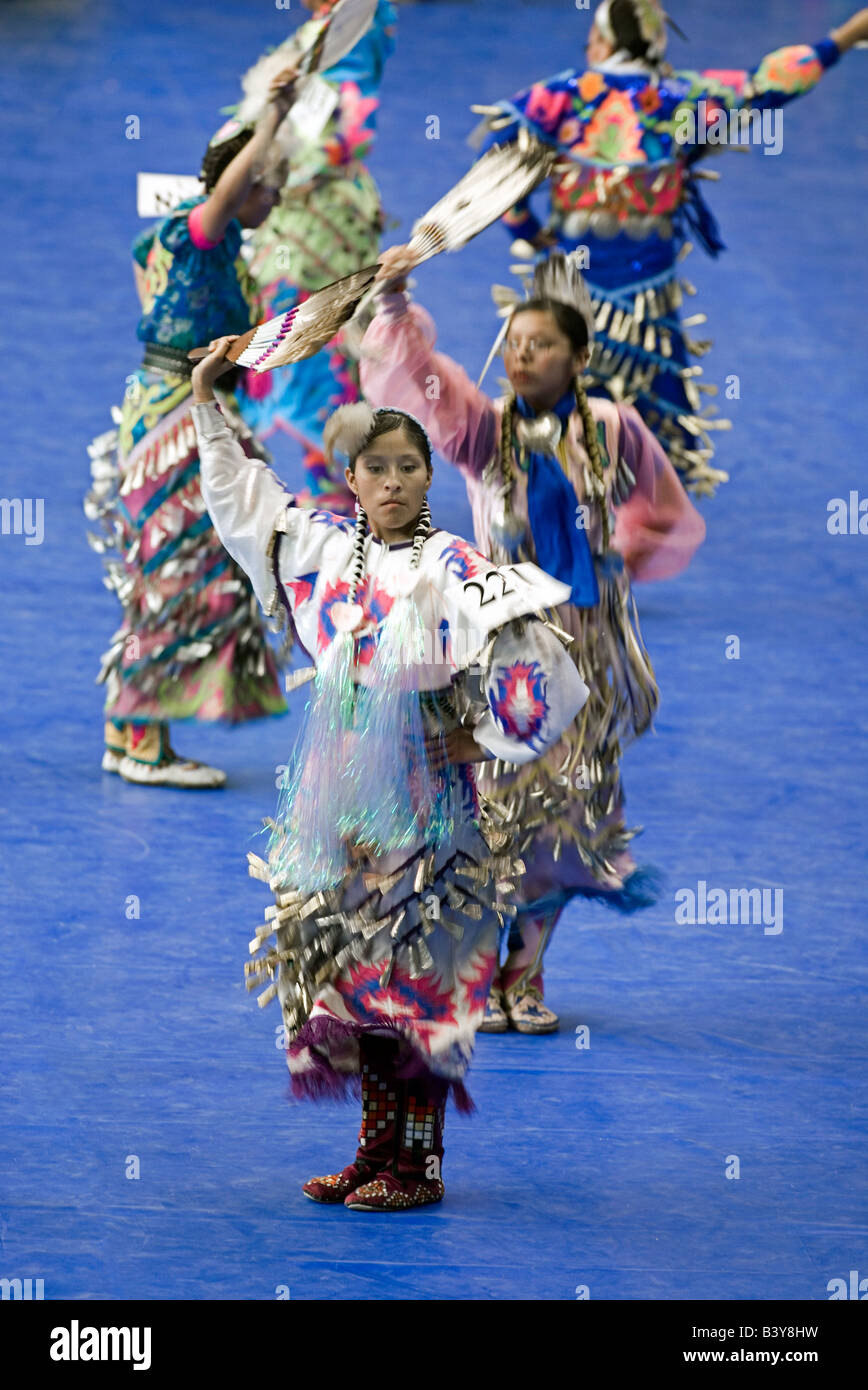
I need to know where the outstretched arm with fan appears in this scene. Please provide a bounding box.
[195,67,300,246]
[189,134,556,370]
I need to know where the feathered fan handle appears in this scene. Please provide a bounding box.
[303,20,330,75]
[405,223,449,266]
[187,263,381,371]
[187,328,258,364]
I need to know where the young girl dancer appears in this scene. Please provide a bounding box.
[190,336,588,1210]
[86,73,297,786]
[234,0,397,513]
[472,1,868,494]
[360,247,704,1033]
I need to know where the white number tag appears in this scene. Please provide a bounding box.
[137,172,203,218]
[289,75,340,142]
[444,561,570,632]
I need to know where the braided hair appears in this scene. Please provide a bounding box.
[501,299,611,550]
[345,410,434,599]
[199,127,255,192]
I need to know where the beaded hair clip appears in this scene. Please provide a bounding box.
[187,265,381,368]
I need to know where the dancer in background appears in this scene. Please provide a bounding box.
[86,73,297,787]
[361,246,704,1033]
[235,0,397,513]
[472,1,868,496]
[191,335,587,1210]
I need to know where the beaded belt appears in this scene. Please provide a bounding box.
[141,343,194,377]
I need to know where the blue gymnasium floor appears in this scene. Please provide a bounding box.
[0,0,866,1302]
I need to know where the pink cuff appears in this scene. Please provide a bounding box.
[701,69,747,95]
[188,203,222,251]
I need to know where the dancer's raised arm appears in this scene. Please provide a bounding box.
[194,67,298,246]
[192,338,345,615]
[479,6,868,248]
[360,247,498,480]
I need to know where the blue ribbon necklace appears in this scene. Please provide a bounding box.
[514,387,600,609]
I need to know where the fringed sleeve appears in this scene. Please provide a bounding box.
[360,292,499,480]
[611,404,706,583]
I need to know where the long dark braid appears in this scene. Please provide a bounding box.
[410,497,432,569]
[574,378,612,552]
[499,394,518,494]
[347,505,368,603]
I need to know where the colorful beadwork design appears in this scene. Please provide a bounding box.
[344,1173,445,1210]
[302,1160,381,1203]
[402,1096,436,1155]
[359,1064,397,1150]
[441,537,486,581]
[316,576,394,661]
[478,41,837,494]
[287,571,319,608]
[135,198,252,353]
[490,661,549,748]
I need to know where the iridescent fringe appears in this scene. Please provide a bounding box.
[269,596,464,895]
[269,630,356,893]
[338,596,463,852]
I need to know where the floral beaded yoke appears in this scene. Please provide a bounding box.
[472,37,842,493]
